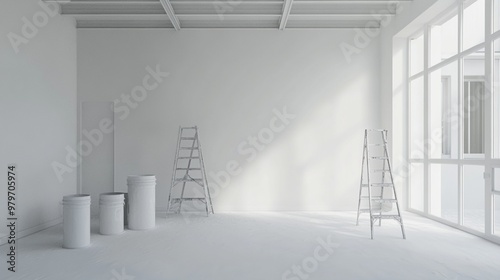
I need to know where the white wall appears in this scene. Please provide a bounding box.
[77,29,381,211]
[0,0,77,244]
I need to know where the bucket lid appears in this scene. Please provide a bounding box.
[63,194,91,204]
[63,194,90,200]
[100,192,125,200]
[127,174,156,182]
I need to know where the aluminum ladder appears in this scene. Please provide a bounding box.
[167,126,214,216]
[356,129,406,239]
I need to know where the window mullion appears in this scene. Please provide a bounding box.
[424,25,430,214]
[485,0,494,236]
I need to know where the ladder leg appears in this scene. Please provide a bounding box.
[198,128,214,215]
[356,133,367,226]
[400,218,406,239]
[167,126,182,216]
[370,217,374,240]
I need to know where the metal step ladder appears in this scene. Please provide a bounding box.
[356,129,406,239]
[167,126,214,216]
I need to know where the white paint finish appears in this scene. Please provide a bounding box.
[77,29,381,211]
[2,212,500,279]
[378,0,454,210]
[0,0,77,243]
[81,102,115,216]
[62,194,91,249]
[57,0,410,28]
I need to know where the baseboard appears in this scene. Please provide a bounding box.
[0,217,62,246]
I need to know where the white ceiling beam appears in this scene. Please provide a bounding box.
[159,0,181,30]
[177,14,280,21]
[289,14,395,20]
[279,0,293,30]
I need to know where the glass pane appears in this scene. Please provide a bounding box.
[463,0,485,51]
[463,165,485,232]
[430,11,458,66]
[463,49,485,158]
[410,34,424,76]
[410,163,425,211]
[430,164,458,222]
[494,39,500,158]
[429,62,459,159]
[495,195,500,235]
[410,77,424,159]
[495,0,500,33]
[495,168,500,192]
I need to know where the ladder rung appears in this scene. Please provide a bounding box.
[360,196,382,199]
[176,168,201,170]
[370,157,388,160]
[181,127,197,130]
[371,199,397,203]
[180,137,196,140]
[372,169,390,173]
[175,178,203,182]
[361,183,393,187]
[371,214,401,220]
[180,147,199,150]
[366,129,386,132]
[171,198,206,202]
[178,156,200,159]
[368,143,386,146]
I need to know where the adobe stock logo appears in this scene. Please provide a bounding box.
[51,65,169,183]
[7,0,61,54]
[282,235,339,280]
[339,1,403,63]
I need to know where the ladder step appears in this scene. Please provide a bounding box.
[171,198,207,202]
[176,168,201,170]
[366,129,386,132]
[368,143,386,146]
[372,169,390,173]
[180,147,199,150]
[180,137,196,140]
[175,178,203,182]
[371,199,397,203]
[361,183,393,187]
[181,127,197,130]
[371,214,401,220]
[360,196,382,199]
[370,157,388,160]
[178,156,200,159]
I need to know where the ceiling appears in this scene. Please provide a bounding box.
[49,0,412,29]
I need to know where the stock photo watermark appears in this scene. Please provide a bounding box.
[180,106,296,221]
[213,0,243,20]
[110,267,135,280]
[394,80,490,180]
[7,0,63,54]
[51,64,169,182]
[282,234,339,280]
[339,1,403,63]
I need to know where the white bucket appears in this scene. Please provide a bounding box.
[99,193,124,235]
[63,194,91,249]
[127,175,156,230]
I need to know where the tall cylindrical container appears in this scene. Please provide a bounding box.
[63,194,91,249]
[127,175,156,230]
[99,193,125,235]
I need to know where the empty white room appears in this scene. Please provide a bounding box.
[1,0,500,279]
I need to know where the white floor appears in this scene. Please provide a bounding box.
[1,212,500,280]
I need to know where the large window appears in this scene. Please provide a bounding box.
[407,0,500,242]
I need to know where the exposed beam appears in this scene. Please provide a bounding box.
[159,0,181,30]
[279,0,293,30]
